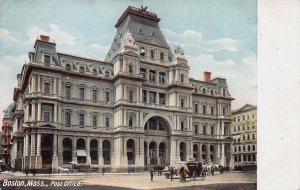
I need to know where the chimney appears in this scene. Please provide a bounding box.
[40,35,50,42]
[203,71,211,82]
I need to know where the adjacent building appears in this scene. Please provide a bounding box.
[2,103,15,166]
[11,6,234,172]
[231,104,257,170]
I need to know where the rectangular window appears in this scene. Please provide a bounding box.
[65,112,71,126]
[92,90,97,102]
[44,111,50,122]
[66,86,71,99]
[211,107,214,115]
[105,92,110,103]
[203,105,206,114]
[203,125,206,135]
[105,117,110,128]
[128,90,133,102]
[44,55,50,66]
[194,104,198,113]
[194,125,198,134]
[79,114,84,127]
[129,115,133,127]
[149,92,155,104]
[180,121,184,131]
[234,117,236,122]
[159,93,165,105]
[223,108,226,115]
[211,126,214,135]
[181,99,184,108]
[92,115,97,128]
[44,82,50,94]
[238,116,240,122]
[142,90,147,102]
[180,74,184,82]
[79,88,84,101]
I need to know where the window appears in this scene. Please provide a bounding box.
[149,92,155,104]
[44,55,50,66]
[44,82,50,94]
[180,121,184,131]
[92,69,97,76]
[44,111,50,122]
[129,64,133,73]
[92,115,97,128]
[247,114,250,120]
[159,73,165,83]
[203,105,206,114]
[253,154,256,161]
[223,89,226,96]
[234,117,236,122]
[253,145,256,151]
[222,107,226,115]
[129,115,133,127]
[243,155,247,162]
[92,90,97,102]
[79,87,84,101]
[79,66,84,73]
[181,99,184,108]
[194,104,198,113]
[234,146,237,152]
[149,71,156,82]
[252,134,255,139]
[66,64,71,71]
[194,125,198,134]
[159,93,165,105]
[142,90,147,102]
[105,71,110,77]
[203,125,206,135]
[252,113,255,119]
[105,116,110,128]
[128,90,133,102]
[65,112,71,126]
[105,92,110,103]
[238,146,241,152]
[180,74,184,82]
[79,114,84,127]
[66,86,71,99]
[150,49,155,59]
[211,106,214,115]
[238,126,240,131]
[210,90,214,95]
[140,47,146,56]
[160,52,164,60]
[248,145,251,151]
[203,88,206,94]
[243,115,245,120]
[243,146,246,151]
[247,125,250,130]
[211,126,214,135]
[238,116,240,122]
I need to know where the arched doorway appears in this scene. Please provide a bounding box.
[103,140,111,165]
[90,139,98,164]
[202,145,207,161]
[193,144,198,161]
[127,139,135,165]
[41,135,53,168]
[210,145,215,162]
[76,138,86,164]
[143,116,171,167]
[63,138,72,164]
[180,142,186,161]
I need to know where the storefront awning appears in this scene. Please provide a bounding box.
[77,150,87,156]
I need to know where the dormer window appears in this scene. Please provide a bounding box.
[138,28,143,35]
[44,55,50,66]
[79,66,84,74]
[92,69,97,76]
[66,64,71,71]
[140,47,146,56]
[150,49,155,59]
[160,52,164,61]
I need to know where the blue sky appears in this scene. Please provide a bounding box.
[0,0,256,121]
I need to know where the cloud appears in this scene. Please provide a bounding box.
[0,28,18,42]
[162,28,239,53]
[26,24,76,45]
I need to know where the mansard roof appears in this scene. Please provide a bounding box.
[3,103,15,119]
[232,104,257,114]
[105,6,174,62]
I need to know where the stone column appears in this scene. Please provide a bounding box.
[54,103,57,123]
[175,69,178,82]
[36,133,42,170]
[29,133,36,169]
[220,143,225,166]
[31,133,36,156]
[32,75,36,93]
[199,143,202,162]
[72,137,77,163]
[146,70,149,81]
[156,92,159,105]
[52,134,58,172]
[147,91,150,104]
[37,102,41,122]
[98,138,103,170]
[139,87,143,103]
[156,143,160,164]
[26,104,30,122]
[37,75,41,93]
[206,144,210,162]
[54,77,57,95]
[31,101,36,122]
[86,137,91,165]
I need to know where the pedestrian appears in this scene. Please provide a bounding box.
[25,167,29,176]
[170,167,174,181]
[150,167,154,182]
[211,164,215,176]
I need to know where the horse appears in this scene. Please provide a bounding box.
[153,164,166,175]
[177,165,189,182]
[58,167,70,174]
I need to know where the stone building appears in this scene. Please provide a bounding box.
[11,6,234,172]
[2,103,15,166]
[231,104,257,170]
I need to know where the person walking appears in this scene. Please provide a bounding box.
[150,167,154,182]
[25,167,29,176]
[170,167,174,181]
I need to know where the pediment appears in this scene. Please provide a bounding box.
[138,37,169,48]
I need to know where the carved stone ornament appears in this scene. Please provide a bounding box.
[174,45,185,56]
[123,30,136,47]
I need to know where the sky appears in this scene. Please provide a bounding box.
[0,0,257,122]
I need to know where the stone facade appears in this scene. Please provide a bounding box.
[231,104,257,170]
[11,6,234,172]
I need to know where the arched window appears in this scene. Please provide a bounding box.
[180,142,186,161]
[140,47,146,56]
[127,139,135,164]
[180,99,184,108]
[234,146,237,152]
[129,64,133,73]
[66,64,71,71]
[63,138,72,164]
[150,49,155,59]
[90,139,98,164]
[193,144,198,160]
[203,88,206,94]
[210,89,214,95]
[160,52,164,60]
[103,140,111,164]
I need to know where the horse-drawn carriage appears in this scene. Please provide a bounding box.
[58,162,91,174]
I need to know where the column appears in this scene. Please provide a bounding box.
[30,133,36,156]
[54,103,57,123]
[53,134,57,156]
[146,91,150,103]
[206,143,210,162]
[86,137,91,164]
[175,69,178,82]
[72,137,77,162]
[32,75,36,93]
[199,143,202,162]
[54,77,57,95]
[26,104,30,122]
[31,101,36,121]
[221,143,225,166]
[24,135,27,156]
[37,102,41,122]
[156,143,159,164]
[221,122,224,136]
[146,70,149,81]
[37,75,41,93]
[36,134,41,156]
[98,138,103,167]
[120,84,124,100]
[156,92,159,105]
[139,87,142,103]
[58,78,62,97]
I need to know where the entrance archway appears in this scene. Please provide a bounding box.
[127,139,135,165]
[63,138,72,164]
[143,115,171,167]
[41,135,53,168]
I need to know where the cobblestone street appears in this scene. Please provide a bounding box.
[0,171,256,190]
